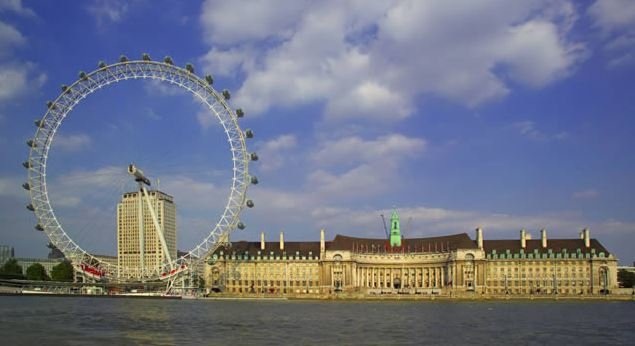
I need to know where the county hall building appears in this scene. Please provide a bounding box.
[204,211,618,296]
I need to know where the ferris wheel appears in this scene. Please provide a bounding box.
[23,54,258,283]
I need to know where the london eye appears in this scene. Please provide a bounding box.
[23,54,257,284]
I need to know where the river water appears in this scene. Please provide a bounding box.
[0,296,633,345]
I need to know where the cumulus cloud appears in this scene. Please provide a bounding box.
[588,0,635,68]
[200,0,585,120]
[303,133,426,201]
[86,0,130,27]
[257,134,297,172]
[0,20,25,57]
[312,134,425,167]
[0,0,35,17]
[588,0,635,32]
[0,176,24,198]
[0,3,46,105]
[53,134,92,152]
[200,0,309,45]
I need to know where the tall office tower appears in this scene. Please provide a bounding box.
[117,190,177,280]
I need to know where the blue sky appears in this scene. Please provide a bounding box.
[0,0,633,264]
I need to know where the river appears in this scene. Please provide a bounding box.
[0,296,633,345]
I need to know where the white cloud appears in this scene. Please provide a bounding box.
[306,205,635,240]
[0,3,46,105]
[588,0,635,32]
[257,134,297,172]
[86,0,129,27]
[143,107,161,121]
[200,46,255,77]
[512,121,569,142]
[307,164,392,199]
[200,0,309,45]
[588,0,635,68]
[0,63,27,101]
[312,134,425,167]
[573,189,599,199]
[143,79,186,97]
[200,0,585,120]
[53,134,92,152]
[0,20,25,57]
[0,176,25,199]
[0,0,35,16]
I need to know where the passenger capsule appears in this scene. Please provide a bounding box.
[142,53,151,61]
[163,56,174,65]
[236,108,244,118]
[205,74,214,85]
[22,161,31,169]
[245,129,254,139]
[222,90,231,100]
[26,204,35,211]
[185,63,194,73]
[250,152,259,161]
[22,182,31,190]
[34,120,43,128]
[246,200,254,208]
[119,55,128,63]
[26,140,36,148]
[98,61,106,68]
[61,84,68,92]
[250,176,259,185]
[79,71,87,80]
[35,224,44,231]
[237,222,246,230]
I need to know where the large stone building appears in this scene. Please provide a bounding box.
[205,211,618,295]
[117,189,177,280]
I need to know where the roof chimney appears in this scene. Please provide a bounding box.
[260,232,265,251]
[583,228,590,248]
[476,227,483,249]
[280,231,284,251]
[520,229,527,249]
[541,229,547,248]
[320,228,325,254]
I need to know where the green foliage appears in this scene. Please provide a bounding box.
[26,263,50,281]
[618,269,635,288]
[196,275,206,289]
[0,258,24,279]
[50,261,74,282]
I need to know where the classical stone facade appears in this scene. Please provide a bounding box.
[205,214,618,295]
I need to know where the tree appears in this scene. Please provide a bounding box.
[618,269,635,288]
[195,275,205,289]
[0,258,25,279]
[26,263,50,281]
[50,260,74,282]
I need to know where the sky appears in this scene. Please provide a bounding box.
[0,0,633,264]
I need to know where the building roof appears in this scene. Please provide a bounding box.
[214,240,321,257]
[214,233,612,257]
[483,238,610,255]
[328,233,478,252]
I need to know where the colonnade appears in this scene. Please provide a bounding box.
[355,266,446,289]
